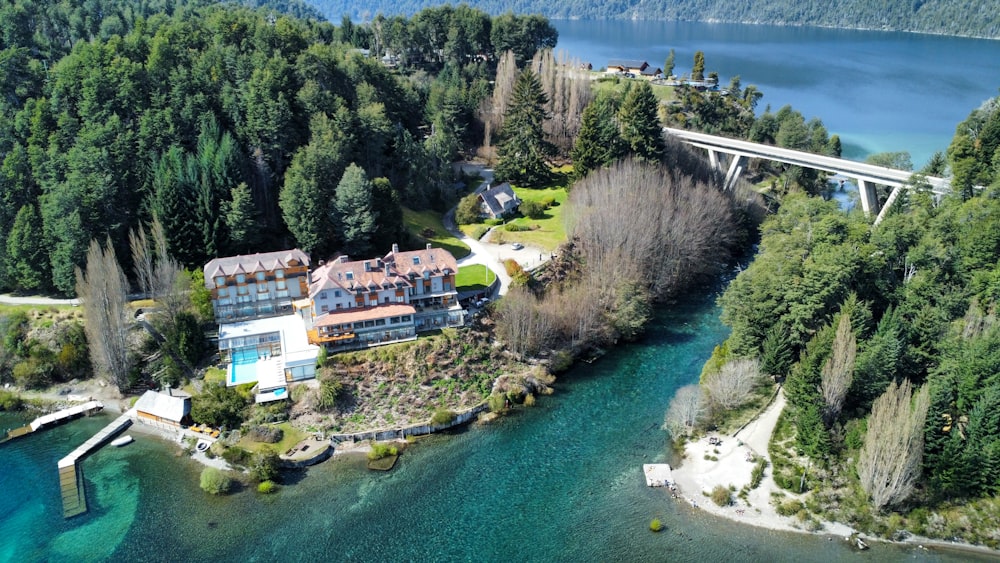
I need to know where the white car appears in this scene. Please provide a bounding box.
[511,243,524,250]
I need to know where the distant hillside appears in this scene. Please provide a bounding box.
[308,0,1000,39]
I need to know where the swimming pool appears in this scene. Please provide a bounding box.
[229,358,258,386]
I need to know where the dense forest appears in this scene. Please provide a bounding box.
[688,96,1000,543]
[311,0,1000,40]
[0,0,557,295]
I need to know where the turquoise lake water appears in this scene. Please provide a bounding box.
[554,20,1000,169]
[2,290,994,562]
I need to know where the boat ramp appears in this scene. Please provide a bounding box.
[643,464,674,487]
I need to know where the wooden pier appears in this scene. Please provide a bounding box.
[2,400,105,444]
[57,413,132,518]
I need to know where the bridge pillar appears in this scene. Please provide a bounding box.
[707,149,723,173]
[857,179,878,217]
[724,154,747,191]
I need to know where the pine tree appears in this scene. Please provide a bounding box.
[5,204,49,291]
[495,69,553,187]
[571,92,625,179]
[334,163,378,257]
[223,183,261,255]
[618,82,665,162]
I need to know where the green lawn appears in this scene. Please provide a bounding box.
[591,74,676,103]
[403,207,471,259]
[237,421,306,454]
[456,264,496,292]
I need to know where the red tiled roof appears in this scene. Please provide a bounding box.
[313,304,416,327]
[204,249,309,286]
[309,245,458,299]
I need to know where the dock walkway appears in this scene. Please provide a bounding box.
[2,401,104,444]
[57,413,132,518]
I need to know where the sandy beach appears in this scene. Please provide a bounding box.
[669,389,854,537]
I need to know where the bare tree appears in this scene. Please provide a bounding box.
[485,50,518,149]
[76,238,133,394]
[821,313,856,425]
[566,159,738,302]
[530,49,593,153]
[663,384,706,438]
[856,379,930,511]
[150,216,185,321]
[703,357,762,410]
[129,225,154,298]
[494,286,553,357]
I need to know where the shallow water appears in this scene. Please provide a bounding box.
[2,288,993,562]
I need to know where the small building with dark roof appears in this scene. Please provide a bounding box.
[478,182,520,219]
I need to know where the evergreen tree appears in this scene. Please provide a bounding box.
[495,69,553,187]
[664,49,675,78]
[692,51,706,81]
[334,163,378,257]
[571,92,625,179]
[279,113,350,255]
[618,82,665,162]
[5,204,49,291]
[222,183,261,255]
[370,177,405,252]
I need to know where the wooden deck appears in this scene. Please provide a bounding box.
[57,413,132,518]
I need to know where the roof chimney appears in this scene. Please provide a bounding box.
[426,243,432,250]
[384,263,391,276]
[391,243,399,254]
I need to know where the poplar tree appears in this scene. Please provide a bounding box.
[76,238,132,394]
[692,51,706,81]
[664,49,675,78]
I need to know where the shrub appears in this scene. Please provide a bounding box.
[750,458,768,489]
[540,196,556,209]
[471,226,489,240]
[519,200,546,219]
[317,378,343,411]
[249,447,281,482]
[775,499,805,517]
[246,425,283,443]
[504,222,530,231]
[711,485,732,506]
[456,193,482,225]
[488,393,506,413]
[368,442,399,461]
[257,480,277,494]
[649,518,663,532]
[221,446,251,467]
[484,218,503,226]
[0,390,23,411]
[199,468,232,495]
[431,408,456,426]
[523,393,536,407]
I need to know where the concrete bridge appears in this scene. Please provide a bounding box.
[664,128,949,224]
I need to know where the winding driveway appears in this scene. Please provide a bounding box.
[444,167,514,297]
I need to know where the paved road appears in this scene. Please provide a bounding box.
[0,293,78,306]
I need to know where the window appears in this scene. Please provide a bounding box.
[218,287,228,297]
[276,280,286,290]
[336,304,342,310]
[375,319,385,326]
[238,285,248,295]
[319,292,327,299]
[334,290,341,297]
[215,276,225,286]
[412,257,420,265]
[236,274,246,283]
[256,271,265,281]
[276,269,284,279]
[258,283,268,293]
[401,315,411,322]
[444,282,452,291]
[396,296,404,303]
[321,305,329,313]
[423,271,430,279]
[384,297,390,303]
[346,272,354,280]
